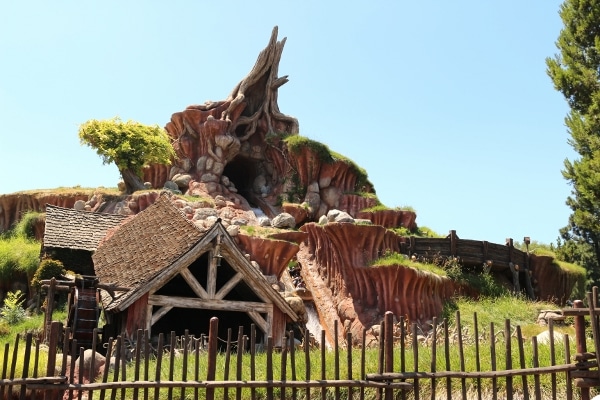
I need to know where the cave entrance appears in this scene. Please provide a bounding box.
[223,156,260,206]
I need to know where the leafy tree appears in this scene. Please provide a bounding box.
[546,0,600,286]
[78,117,175,194]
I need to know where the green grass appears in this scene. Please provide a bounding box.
[360,204,416,213]
[446,295,567,337]
[0,309,67,380]
[0,235,40,283]
[391,225,444,238]
[369,251,448,276]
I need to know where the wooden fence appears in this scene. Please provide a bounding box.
[3,306,598,400]
[402,231,529,271]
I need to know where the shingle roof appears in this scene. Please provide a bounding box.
[43,205,130,252]
[93,193,204,310]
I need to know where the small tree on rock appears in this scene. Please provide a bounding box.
[78,117,175,194]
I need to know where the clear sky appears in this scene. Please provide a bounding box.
[0,1,572,245]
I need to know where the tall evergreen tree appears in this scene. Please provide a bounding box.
[547,0,600,286]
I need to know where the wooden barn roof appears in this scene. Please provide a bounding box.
[43,204,129,252]
[93,193,297,320]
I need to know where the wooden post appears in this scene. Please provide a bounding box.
[44,321,62,400]
[383,311,394,400]
[43,278,56,343]
[449,230,457,257]
[573,299,590,400]
[206,317,218,400]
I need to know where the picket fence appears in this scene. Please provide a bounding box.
[1,306,599,400]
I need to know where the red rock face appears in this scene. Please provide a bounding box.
[530,254,581,304]
[236,234,300,278]
[299,222,459,341]
[355,209,417,230]
[0,191,92,232]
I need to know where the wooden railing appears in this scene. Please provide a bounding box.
[401,230,529,271]
[1,309,593,400]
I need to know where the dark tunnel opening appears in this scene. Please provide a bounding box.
[223,157,259,206]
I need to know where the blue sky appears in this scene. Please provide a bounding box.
[0,1,571,245]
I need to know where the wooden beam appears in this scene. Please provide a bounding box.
[214,272,243,300]
[247,310,269,334]
[151,306,173,326]
[207,248,218,297]
[115,240,213,312]
[180,268,209,299]
[148,295,273,313]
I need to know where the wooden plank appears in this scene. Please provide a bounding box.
[564,333,573,400]
[504,319,513,400]
[457,312,467,399]
[549,319,557,399]
[515,326,529,400]
[490,323,497,400]
[280,331,287,400]
[532,336,541,400]
[247,311,268,337]
[19,333,32,400]
[411,323,419,400]
[266,337,273,400]
[443,319,451,399]
[150,306,173,326]
[148,295,272,313]
[236,327,244,400]
[250,325,256,400]
[346,331,353,400]
[223,329,232,400]
[180,268,209,299]
[473,313,482,399]
[430,317,437,400]
[167,332,175,400]
[214,272,243,300]
[153,333,164,400]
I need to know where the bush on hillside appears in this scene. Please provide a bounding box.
[11,212,44,240]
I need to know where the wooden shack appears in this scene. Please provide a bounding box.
[92,193,298,348]
[42,205,129,275]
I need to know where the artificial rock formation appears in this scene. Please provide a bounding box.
[142,26,374,224]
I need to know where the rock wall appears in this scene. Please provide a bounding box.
[0,191,93,232]
[530,254,582,303]
[299,222,460,342]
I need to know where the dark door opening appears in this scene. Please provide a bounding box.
[223,157,259,205]
[151,308,265,351]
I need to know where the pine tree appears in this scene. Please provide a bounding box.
[547,0,600,285]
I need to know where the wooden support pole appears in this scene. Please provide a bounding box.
[43,278,56,343]
[206,317,218,400]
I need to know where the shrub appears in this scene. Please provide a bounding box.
[31,259,66,290]
[31,258,67,290]
[12,212,44,240]
[0,290,26,325]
